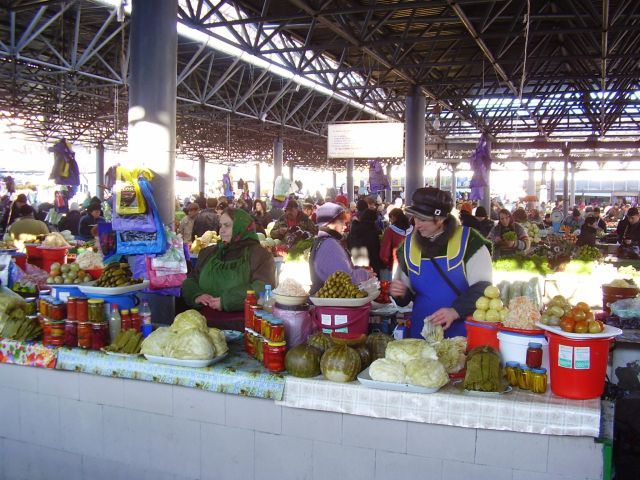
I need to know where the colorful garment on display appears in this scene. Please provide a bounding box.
[223,169,234,199]
[469,134,492,201]
[368,160,390,194]
[49,139,80,186]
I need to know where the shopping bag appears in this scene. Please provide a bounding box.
[114,167,148,215]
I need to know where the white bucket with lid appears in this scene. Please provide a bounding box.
[497,331,550,373]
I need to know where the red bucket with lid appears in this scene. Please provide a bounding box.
[312,305,370,335]
[465,319,500,351]
[39,247,68,274]
[546,331,613,400]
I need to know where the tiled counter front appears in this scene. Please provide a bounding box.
[0,363,602,480]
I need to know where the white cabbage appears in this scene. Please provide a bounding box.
[404,359,449,389]
[140,327,175,356]
[386,339,438,365]
[208,328,228,356]
[369,358,406,383]
[164,329,215,360]
[433,337,467,374]
[170,309,208,334]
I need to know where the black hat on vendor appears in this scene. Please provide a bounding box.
[315,202,345,227]
[406,187,453,220]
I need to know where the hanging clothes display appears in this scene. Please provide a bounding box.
[222,167,234,199]
[48,139,80,186]
[368,160,390,195]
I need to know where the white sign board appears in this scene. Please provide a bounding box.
[327,122,404,158]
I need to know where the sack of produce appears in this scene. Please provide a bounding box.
[463,346,502,392]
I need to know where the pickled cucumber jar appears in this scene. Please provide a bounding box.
[531,368,548,394]
[518,364,532,390]
[88,299,105,323]
[504,361,520,387]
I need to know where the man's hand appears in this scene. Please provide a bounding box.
[389,280,408,298]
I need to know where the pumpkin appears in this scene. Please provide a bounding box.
[365,332,393,361]
[320,344,361,382]
[355,345,371,369]
[307,332,333,354]
[330,332,367,347]
[285,344,322,378]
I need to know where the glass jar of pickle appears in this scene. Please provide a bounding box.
[67,297,77,321]
[43,319,65,347]
[77,322,92,349]
[264,341,286,372]
[504,361,520,387]
[244,329,255,356]
[64,320,78,348]
[518,364,531,390]
[91,322,108,350]
[531,368,548,394]
[88,299,105,323]
[48,301,66,321]
[255,336,265,362]
[76,298,88,322]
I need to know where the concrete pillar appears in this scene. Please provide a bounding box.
[346,159,355,203]
[385,164,392,203]
[563,158,569,218]
[435,168,441,190]
[527,161,536,209]
[481,140,492,213]
[539,162,548,204]
[570,161,576,208]
[254,163,261,200]
[128,0,177,226]
[404,87,426,200]
[273,137,283,188]
[451,163,458,201]
[550,168,555,203]
[96,143,105,200]
[289,163,294,181]
[198,155,205,197]
[332,170,337,189]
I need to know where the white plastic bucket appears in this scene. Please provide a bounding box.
[497,331,550,374]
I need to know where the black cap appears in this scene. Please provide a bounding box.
[406,187,453,219]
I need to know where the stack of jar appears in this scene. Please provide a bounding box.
[243,291,286,372]
[504,342,547,394]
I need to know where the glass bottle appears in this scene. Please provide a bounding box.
[140,301,153,337]
[263,285,275,313]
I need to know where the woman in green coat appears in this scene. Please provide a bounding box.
[182,208,275,329]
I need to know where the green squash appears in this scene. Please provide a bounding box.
[320,344,361,383]
[285,344,322,378]
[355,344,371,370]
[365,332,393,361]
[307,332,333,354]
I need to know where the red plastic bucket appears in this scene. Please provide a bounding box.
[465,319,499,351]
[547,332,613,400]
[25,244,43,268]
[39,247,68,274]
[12,252,27,270]
[312,304,370,335]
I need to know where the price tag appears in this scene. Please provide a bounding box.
[574,347,591,369]
[558,345,573,368]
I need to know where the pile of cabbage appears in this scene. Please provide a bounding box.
[368,325,466,389]
[140,309,228,360]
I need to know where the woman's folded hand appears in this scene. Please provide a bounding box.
[195,294,221,310]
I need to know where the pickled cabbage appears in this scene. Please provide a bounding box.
[170,309,208,334]
[164,329,215,360]
[386,339,438,365]
[404,358,449,389]
[368,358,406,383]
[140,327,174,356]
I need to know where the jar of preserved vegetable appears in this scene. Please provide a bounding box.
[121,309,131,330]
[66,297,77,321]
[526,342,543,369]
[76,298,88,322]
[264,341,286,372]
[88,299,105,323]
[244,330,255,356]
[269,319,285,342]
[43,319,65,347]
[531,368,548,394]
[49,301,66,321]
[518,364,531,390]
[255,335,265,362]
[91,322,108,350]
[77,322,92,349]
[504,361,520,387]
[64,320,78,348]
[253,314,263,339]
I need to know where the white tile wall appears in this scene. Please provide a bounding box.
[0,364,605,480]
[282,406,342,442]
[313,441,375,480]
[375,451,443,480]
[173,385,225,425]
[342,414,407,453]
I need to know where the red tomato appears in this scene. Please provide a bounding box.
[560,317,576,333]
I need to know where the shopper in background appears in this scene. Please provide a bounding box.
[487,209,530,258]
[179,203,199,242]
[576,216,598,247]
[192,197,220,239]
[347,208,382,278]
[58,202,82,236]
[562,208,584,231]
[0,193,28,232]
[458,202,481,232]
[309,202,373,295]
[269,200,317,241]
[473,206,495,237]
[7,205,49,240]
[617,207,640,246]
[592,207,607,231]
[379,208,412,280]
[78,204,105,240]
[251,199,272,234]
[182,207,275,329]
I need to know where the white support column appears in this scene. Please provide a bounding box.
[346,159,355,203]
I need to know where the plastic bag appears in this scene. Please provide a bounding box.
[114,167,148,215]
[151,231,188,274]
[111,194,156,232]
[610,298,640,319]
[273,176,291,199]
[130,255,181,297]
[145,256,186,289]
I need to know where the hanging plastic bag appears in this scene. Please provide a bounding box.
[130,255,182,297]
[111,193,156,232]
[273,176,291,199]
[114,167,151,215]
[150,231,188,274]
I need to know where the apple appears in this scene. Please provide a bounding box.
[499,308,508,322]
[475,296,490,310]
[473,309,486,321]
[489,298,503,311]
[484,285,501,299]
[485,309,500,323]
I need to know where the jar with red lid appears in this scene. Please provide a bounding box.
[76,298,88,322]
[77,322,92,349]
[67,298,77,321]
[526,342,543,369]
[64,320,78,348]
[43,319,65,347]
[264,341,286,372]
[130,308,141,332]
[91,323,108,350]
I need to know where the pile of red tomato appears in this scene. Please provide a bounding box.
[375,281,391,304]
